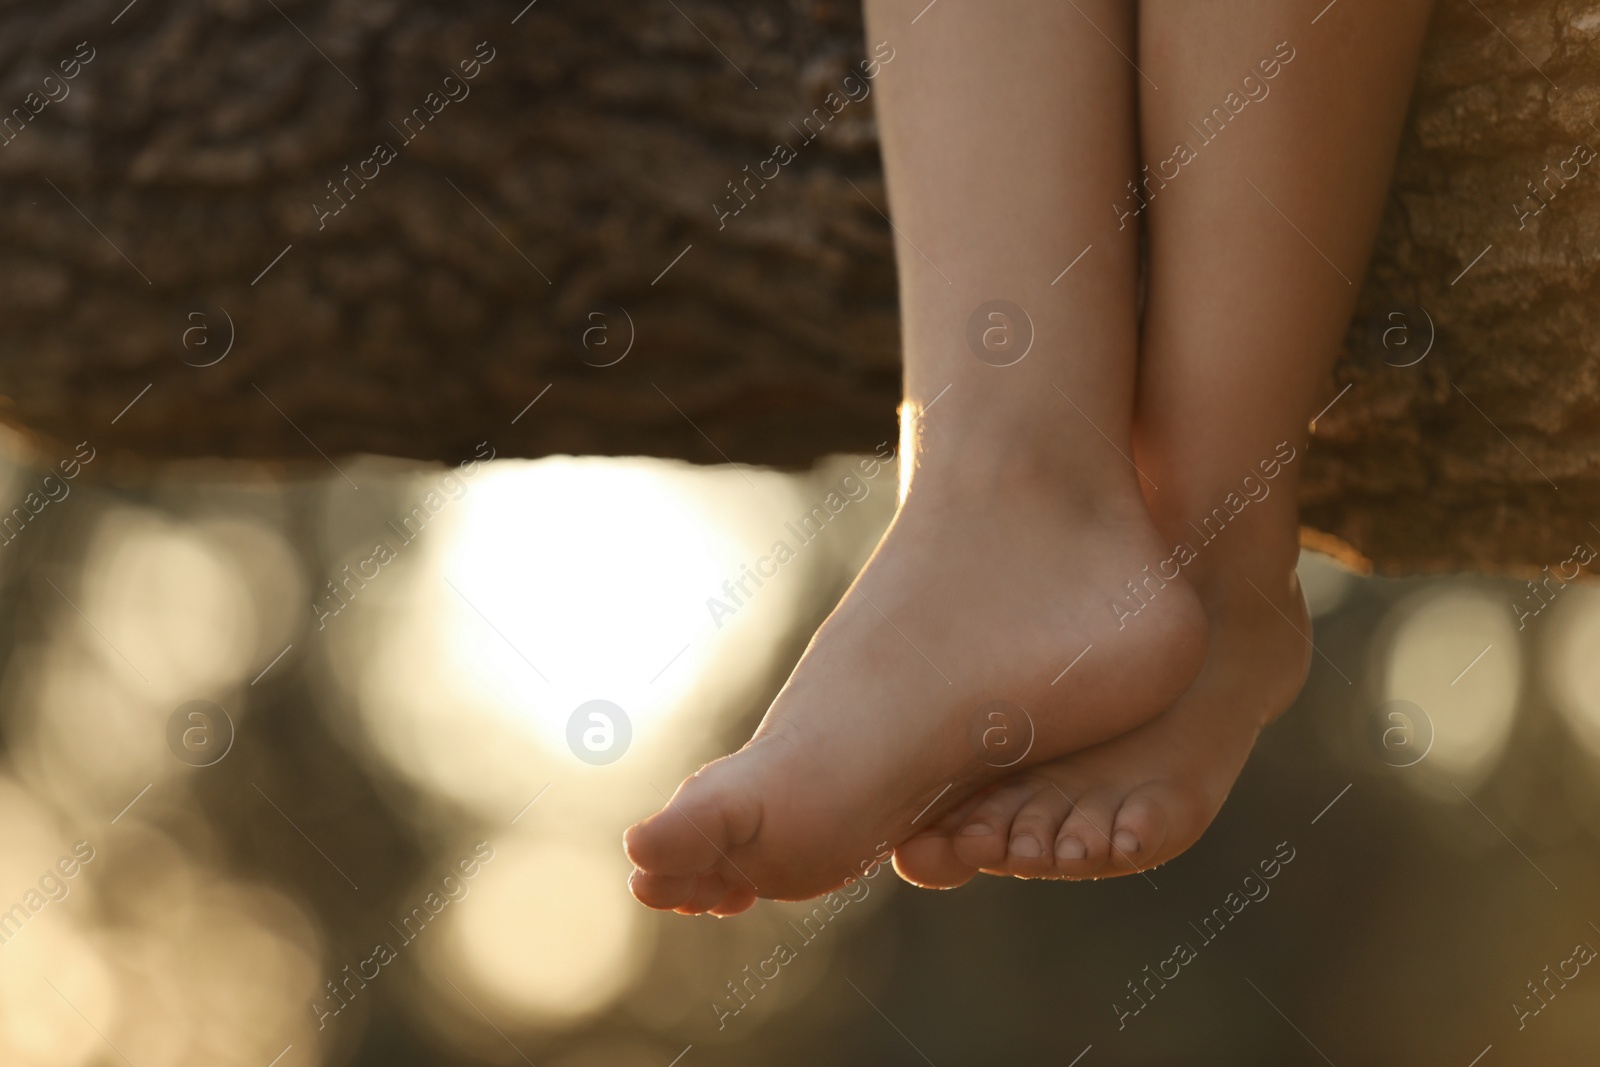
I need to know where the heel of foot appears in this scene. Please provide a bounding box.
[1103,571,1209,715]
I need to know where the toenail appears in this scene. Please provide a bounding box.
[1011,834,1042,858]
[1113,829,1142,855]
[1056,836,1087,861]
[961,822,994,837]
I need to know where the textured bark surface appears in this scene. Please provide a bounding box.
[1303,2,1600,573]
[0,0,1592,572]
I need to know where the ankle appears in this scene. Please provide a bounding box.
[907,412,1144,516]
[1185,516,1304,616]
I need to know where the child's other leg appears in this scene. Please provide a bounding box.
[625,0,1210,913]
[897,0,1435,885]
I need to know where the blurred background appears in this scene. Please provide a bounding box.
[0,432,1596,1067]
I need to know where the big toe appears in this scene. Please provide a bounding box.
[630,868,756,916]
[893,830,978,889]
[624,758,763,878]
[627,869,697,910]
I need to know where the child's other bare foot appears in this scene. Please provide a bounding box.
[893,518,1310,887]
[624,451,1207,914]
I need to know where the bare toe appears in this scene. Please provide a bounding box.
[627,869,697,910]
[1107,782,1182,871]
[1004,784,1073,877]
[894,830,979,889]
[1053,786,1122,876]
[709,885,759,917]
[624,760,762,878]
[675,871,735,915]
[952,782,1037,870]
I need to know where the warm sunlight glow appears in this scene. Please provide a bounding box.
[1382,586,1519,789]
[338,454,839,827]
[1543,584,1600,762]
[1297,549,1357,617]
[82,507,258,699]
[443,458,743,750]
[15,509,301,819]
[441,835,649,1022]
[896,401,916,505]
[0,776,323,1067]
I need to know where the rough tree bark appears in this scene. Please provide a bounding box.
[0,0,1593,573]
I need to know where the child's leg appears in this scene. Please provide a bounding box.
[897,0,1435,884]
[623,0,1209,913]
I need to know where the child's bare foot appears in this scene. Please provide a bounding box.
[893,529,1310,887]
[624,452,1207,914]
